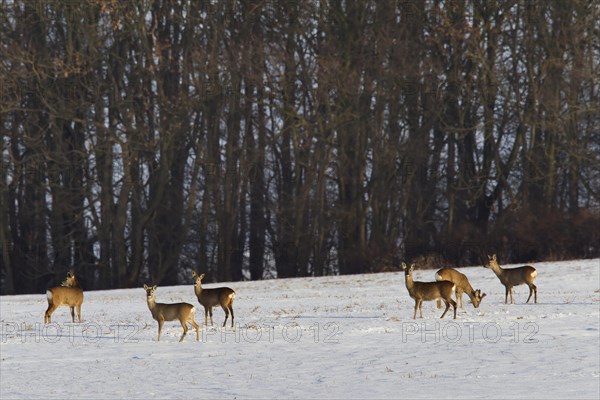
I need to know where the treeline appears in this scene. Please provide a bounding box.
[1,0,599,294]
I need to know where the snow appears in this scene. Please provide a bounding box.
[1,259,599,399]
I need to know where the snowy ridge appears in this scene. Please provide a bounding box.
[1,259,599,399]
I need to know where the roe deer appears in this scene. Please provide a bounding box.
[483,254,537,304]
[402,262,457,319]
[192,271,236,329]
[44,271,84,324]
[143,284,200,342]
[435,267,486,309]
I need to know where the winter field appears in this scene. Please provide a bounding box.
[1,259,599,399]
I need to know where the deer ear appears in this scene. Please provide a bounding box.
[482,293,487,298]
[401,262,407,270]
[152,285,157,291]
[192,271,197,278]
[492,254,497,260]
[143,284,148,290]
[199,273,205,280]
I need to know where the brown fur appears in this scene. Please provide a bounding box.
[484,254,537,304]
[192,271,236,329]
[44,271,84,324]
[403,263,457,319]
[144,284,199,342]
[435,267,486,309]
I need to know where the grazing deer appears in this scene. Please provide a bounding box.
[143,284,200,342]
[191,271,236,329]
[402,262,457,319]
[44,271,84,324]
[483,254,537,304]
[435,267,486,309]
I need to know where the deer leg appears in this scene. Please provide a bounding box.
[157,318,164,342]
[418,300,424,318]
[509,287,514,304]
[221,305,229,329]
[45,304,57,324]
[76,305,82,322]
[189,319,200,341]
[204,307,209,326]
[70,306,75,322]
[533,284,537,304]
[441,299,457,319]
[436,299,442,309]
[440,300,450,319]
[209,308,214,326]
[413,300,418,319]
[504,286,509,304]
[526,283,537,304]
[229,305,234,329]
[179,319,188,342]
[457,289,463,308]
[450,299,457,319]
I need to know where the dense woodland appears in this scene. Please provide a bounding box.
[1,0,599,294]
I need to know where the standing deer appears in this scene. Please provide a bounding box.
[44,271,84,324]
[483,254,537,304]
[402,262,457,319]
[435,267,486,309]
[143,284,200,342]
[192,271,236,329]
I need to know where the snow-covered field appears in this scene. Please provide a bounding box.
[1,259,599,399]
